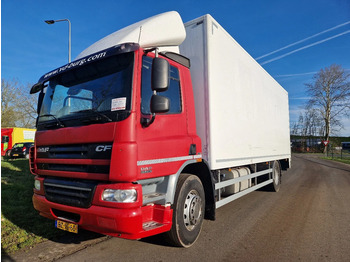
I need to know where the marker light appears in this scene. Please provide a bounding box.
[102,189,137,203]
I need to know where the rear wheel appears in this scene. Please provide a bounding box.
[165,174,205,247]
[266,160,281,192]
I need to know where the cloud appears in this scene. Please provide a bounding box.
[256,21,350,60]
[289,104,306,122]
[275,72,317,78]
[336,117,350,137]
[260,30,350,65]
[289,96,311,100]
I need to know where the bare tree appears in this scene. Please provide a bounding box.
[305,64,350,152]
[1,78,38,128]
[1,79,19,127]
[303,108,323,137]
[298,113,305,136]
[291,121,299,136]
[292,109,323,152]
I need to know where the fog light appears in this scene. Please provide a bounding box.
[34,180,41,191]
[102,189,137,203]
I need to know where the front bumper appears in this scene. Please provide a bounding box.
[33,193,172,239]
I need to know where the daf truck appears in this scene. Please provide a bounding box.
[30,11,291,247]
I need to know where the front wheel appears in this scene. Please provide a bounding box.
[165,174,205,247]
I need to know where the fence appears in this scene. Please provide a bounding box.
[327,148,350,160]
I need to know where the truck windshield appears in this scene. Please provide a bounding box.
[38,52,134,130]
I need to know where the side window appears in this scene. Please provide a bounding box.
[2,136,9,143]
[141,57,152,114]
[141,56,182,114]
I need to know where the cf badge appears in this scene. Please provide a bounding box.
[95,145,112,152]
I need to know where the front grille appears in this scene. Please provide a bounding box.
[37,143,112,159]
[37,163,109,174]
[36,143,112,176]
[52,209,80,222]
[29,147,35,173]
[44,177,98,208]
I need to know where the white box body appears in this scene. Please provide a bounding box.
[180,15,291,170]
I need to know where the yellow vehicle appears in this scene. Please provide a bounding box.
[1,127,36,157]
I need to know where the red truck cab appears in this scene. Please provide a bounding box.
[30,43,210,244]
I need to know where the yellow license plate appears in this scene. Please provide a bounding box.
[55,220,78,233]
[13,154,19,156]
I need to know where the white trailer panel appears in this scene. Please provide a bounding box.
[180,15,291,170]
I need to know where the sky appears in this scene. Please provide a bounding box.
[1,0,350,136]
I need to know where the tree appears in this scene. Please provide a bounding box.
[291,109,323,152]
[1,78,38,128]
[1,79,18,127]
[302,108,323,138]
[305,64,350,152]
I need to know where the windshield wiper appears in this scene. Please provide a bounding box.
[40,114,65,128]
[77,109,113,123]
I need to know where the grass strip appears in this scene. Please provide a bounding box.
[1,159,65,254]
[321,156,350,165]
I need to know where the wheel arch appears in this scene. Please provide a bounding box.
[181,160,216,221]
[139,160,216,221]
[280,158,291,170]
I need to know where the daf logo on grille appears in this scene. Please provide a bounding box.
[95,145,112,152]
[37,147,50,153]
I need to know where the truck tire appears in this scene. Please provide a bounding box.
[266,160,281,192]
[165,174,205,247]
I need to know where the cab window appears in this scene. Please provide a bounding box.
[141,56,182,114]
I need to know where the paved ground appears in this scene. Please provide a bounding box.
[5,154,350,262]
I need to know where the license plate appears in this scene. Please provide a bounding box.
[13,154,19,156]
[55,220,78,233]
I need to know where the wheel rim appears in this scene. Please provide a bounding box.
[183,190,202,231]
[274,164,280,185]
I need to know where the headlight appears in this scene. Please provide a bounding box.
[34,180,41,191]
[102,189,137,203]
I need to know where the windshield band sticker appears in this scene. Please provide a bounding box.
[43,51,107,80]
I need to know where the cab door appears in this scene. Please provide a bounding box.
[137,55,192,179]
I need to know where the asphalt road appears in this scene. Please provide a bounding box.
[8,155,350,262]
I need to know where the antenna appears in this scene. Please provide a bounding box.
[138,26,142,44]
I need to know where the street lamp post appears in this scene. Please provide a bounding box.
[45,19,71,63]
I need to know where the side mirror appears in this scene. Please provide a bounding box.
[141,57,170,128]
[151,95,170,113]
[141,95,169,128]
[30,82,45,94]
[151,57,169,92]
